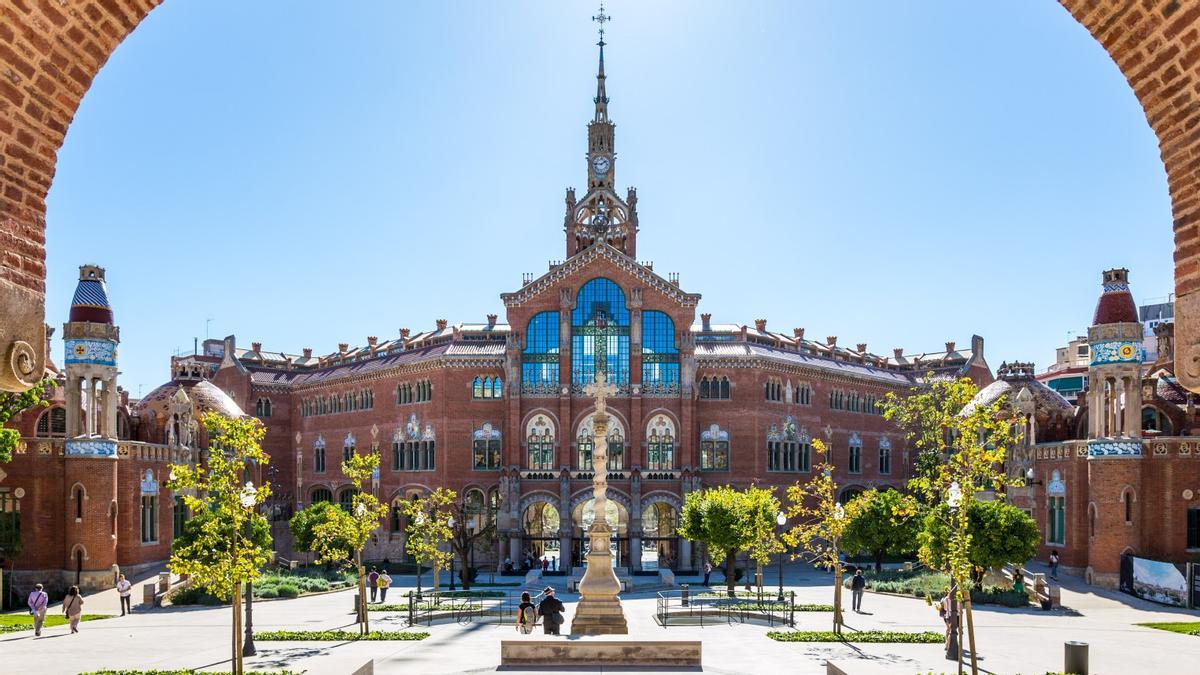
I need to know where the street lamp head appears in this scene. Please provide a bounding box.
[947,481,963,509]
[448,516,456,529]
[1025,467,1035,482]
[776,511,786,526]
[834,502,845,521]
[239,481,256,508]
[356,502,367,517]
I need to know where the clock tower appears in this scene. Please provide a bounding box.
[566,5,638,258]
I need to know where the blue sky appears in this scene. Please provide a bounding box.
[46,1,1172,396]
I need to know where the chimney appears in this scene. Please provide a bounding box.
[400,328,411,339]
[436,319,448,331]
[754,319,767,332]
[893,348,904,359]
[701,313,712,331]
[487,313,497,327]
[857,343,867,353]
[826,336,837,348]
[251,341,262,353]
[367,336,378,347]
[1155,322,1175,364]
[945,341,956,353]
[793,327,805,339]
[302,347,313,358]
[338,343,349,354]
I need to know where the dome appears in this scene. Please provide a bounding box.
[68,264,113,324]
[132,378,245,422]
[962,361,1075,419]
[1092,268,1138,325]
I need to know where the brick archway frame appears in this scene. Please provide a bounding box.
[4,3,1200,389]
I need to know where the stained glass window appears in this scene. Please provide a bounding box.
[571,279,630,385]
[642,310,679,385]
[522,312,560,386]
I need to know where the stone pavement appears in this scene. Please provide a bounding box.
[1,562,1198,674]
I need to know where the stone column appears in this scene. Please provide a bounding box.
[559,472,572,572]
[629,472,642,572]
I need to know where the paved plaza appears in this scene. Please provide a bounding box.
[2,562,1198,674]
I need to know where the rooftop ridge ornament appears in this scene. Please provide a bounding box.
[592,3,611,120]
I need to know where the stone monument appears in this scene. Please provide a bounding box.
[569,371,629,635]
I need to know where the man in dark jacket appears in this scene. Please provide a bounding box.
[537,586,565,635]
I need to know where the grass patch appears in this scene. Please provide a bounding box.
[767,629,943,643]
[0,613,110,633]
[1138,621,1200,636]
[256,629,429,641]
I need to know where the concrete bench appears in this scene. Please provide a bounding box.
[501,640,701,667]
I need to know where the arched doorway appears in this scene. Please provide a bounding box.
[520,500,560,571]
[571,497,629,568]
[640,501,680,572]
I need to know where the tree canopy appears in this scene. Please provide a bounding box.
[840,488,920,571]
[918,499,1040,574]
[679,484,780,593]
[0,377,54,463]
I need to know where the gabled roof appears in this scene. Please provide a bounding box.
[501,242,700,308]
[696,342,913,385]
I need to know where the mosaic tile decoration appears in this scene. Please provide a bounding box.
[65,438,118,457]
[64,338,116,366]
[1086,439,1143,457]
[1089,340,1143,366]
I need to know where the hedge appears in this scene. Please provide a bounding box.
[255,629,429,641]
[767,630,943,643]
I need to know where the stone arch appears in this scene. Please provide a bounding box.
[569,487,632,513]
[517,490,559,517]
[643,410,678,437]
[522,409,558,437]
[641,490,683,512]
[4,4,1200,394]
[69,542,88,562]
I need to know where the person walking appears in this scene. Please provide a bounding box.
[26,583,48,636]
[116,574,133,616]
[377,570,392,603]
[367,567,379,603]
[850,568,866,612]
[515,591,538,634]
[537,586,565,635]
[703,560,712,586]
[551,556,557,572]
[1049,550,1060,579]
[63,586,84,634]
[541,556,549,572]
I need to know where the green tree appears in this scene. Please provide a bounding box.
[0,377,54,463]
[447,493,496,591]
[781,439,850,631]
[166,413,273,675]
[401,488,454,596]
[289,501,351,556]
[304,452,387,634]
[678,485,781,596]
[841,488,920,572]
[882,376,1015,675]
[919,499,1039,580]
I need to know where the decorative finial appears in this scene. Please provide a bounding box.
[593,3,611,46]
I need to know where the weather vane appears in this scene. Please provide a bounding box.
[593,3,611,45]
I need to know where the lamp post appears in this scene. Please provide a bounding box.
[240,482,258,658]
[833,501,845,631]
[448,515,457,591]
[776,510,786,603]
[414,511,425,601]
[946,481,963,666]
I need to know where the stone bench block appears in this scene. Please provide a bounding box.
[500,639,701,667]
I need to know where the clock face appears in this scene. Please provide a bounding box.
[592,155,611,175]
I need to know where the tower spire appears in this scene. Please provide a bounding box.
[592,3,611,122]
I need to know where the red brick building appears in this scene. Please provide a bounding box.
[194,44,991,575]
[987,269,1200,588]
[0,266,211,600]
[1,42,994,594]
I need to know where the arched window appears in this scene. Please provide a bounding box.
[343,433,356,464]
[473,376,484,398]
[1048,470,1066,545]
[492,376,503,398]
[767,418,810,473]
[526,415,556,471]
[1141,407,1172,434]
[1122,487,1135,524]
[522,312,561,388]
[338,488,357,512]
[313,436,326,473]
[255,398,272,418]
[700,424,730,471]
[797,383,812,406]
[173,495,187,539]
[575,415,625,470]
[848,433,862,474]
[36,407,66,437]
[472,423,502,470]
[642,311,679,388]
[646,414,676,471]
[391,496,406,532]
[879,437,892,475]
[699,377,710,399]
[571,278,630,386]
[720,376,730,399]
[698,376,731,400]
[72,484,84,520]
[311,487,333,504]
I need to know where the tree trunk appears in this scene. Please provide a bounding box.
[357,551,369,635]
[232,582,244,675]
[833,562,844,634]
[874,550,884,572]
[460,543,472,591]
[964,593,979,675]
[725,550,737,596]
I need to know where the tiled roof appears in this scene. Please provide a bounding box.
[248,340,505,389]
[696,343,913,385]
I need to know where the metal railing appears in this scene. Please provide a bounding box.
[656,588,796,628]
[401,589,529,627]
